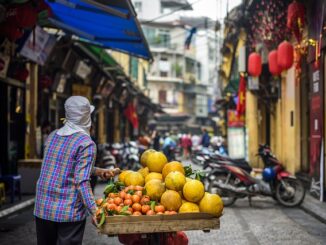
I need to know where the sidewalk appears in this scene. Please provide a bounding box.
[0,195,34,219]
[300,194,326,224]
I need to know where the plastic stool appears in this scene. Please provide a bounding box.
[0,182,5,205]
[0,175,21,203]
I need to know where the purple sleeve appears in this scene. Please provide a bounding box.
[75,143,97,215]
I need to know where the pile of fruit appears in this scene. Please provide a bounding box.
[95,149,223,226]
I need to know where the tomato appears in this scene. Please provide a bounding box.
[154,205,165,213]
[146,210,155,215]
[114,197,122,205]
[132,211,142,216]
[124,199,133,206]
[134,186,143,191]
[132,203,142,212]
[131,195,140,203]
[141,205,150,214]
[135,191,143,197]
[119,191,126,199]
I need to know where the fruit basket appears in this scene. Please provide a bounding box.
[96,149,223,242]
[98,212,220,235]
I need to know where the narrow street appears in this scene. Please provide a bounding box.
[1,192,325,245]
[1,158,326,245]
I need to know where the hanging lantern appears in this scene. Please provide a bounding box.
[268,50,282,76]
[248,52,262,77]
[277,41,294,70]
[287,0,305,43]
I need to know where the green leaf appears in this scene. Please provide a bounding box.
[108,178,114,185]
[121,205,129,212]
[150,201,156,211]
[127,190,135,195]
[103,184,115,195]
[97,212,106,228]
[184,165,193,177]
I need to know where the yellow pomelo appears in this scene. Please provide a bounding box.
[140,149,156,167]
[183,179,205,203]
[162,161,185,179]
[165,171,186,191]
[124,172,145,187]
[199,192,224,217]
[160,190,182,211]
[182,199,187,204]
[186,177,193,182]
[145,172,163,183]
[118,170,133,184]
[145,179,166,201]
[179,202,200,213]
[138,167,149,178]
[146,151,168,173]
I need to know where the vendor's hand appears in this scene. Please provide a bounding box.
[97,168,121,180]
[91,214,98,227]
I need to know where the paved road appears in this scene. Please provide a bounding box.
[1,160,326,244]
[1,188,325,245]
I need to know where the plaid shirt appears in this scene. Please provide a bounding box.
[34,130,97,222]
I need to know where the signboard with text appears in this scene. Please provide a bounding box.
[309,62,324,201]
[227,110,245,127]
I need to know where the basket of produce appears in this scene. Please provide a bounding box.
[95,149,223,235]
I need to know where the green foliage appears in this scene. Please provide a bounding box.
[184,165,205,181]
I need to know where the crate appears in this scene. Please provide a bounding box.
[99,212,220,235]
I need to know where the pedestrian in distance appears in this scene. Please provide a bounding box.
[162,132,177,161]
[34,96,120,245]
[201,128,210,148]
[151,130,161,151]
[181,134,192,160]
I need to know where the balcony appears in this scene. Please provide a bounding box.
[161,0,192,10]
[183,83,207,95]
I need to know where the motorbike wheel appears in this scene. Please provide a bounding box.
[208,173,238,207]
[275,177,305,207]
[190,154,203,166]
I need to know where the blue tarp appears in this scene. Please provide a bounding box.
[46,0,152,60]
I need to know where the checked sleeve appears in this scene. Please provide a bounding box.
[75,142,97,216]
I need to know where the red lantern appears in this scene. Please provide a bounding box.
[248,52,262,77]
[287,1,305,43]
[268,50,282,76]
[277,41,294,70]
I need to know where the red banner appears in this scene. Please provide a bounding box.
[228,110,245,127]
[124,102,139,129]
[236,75,246,115]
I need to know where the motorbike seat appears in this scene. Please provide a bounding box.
[225,160,252,173]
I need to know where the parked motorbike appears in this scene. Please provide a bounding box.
[124,141,141,170]
[111,143,124,168]
[208,144,305,207]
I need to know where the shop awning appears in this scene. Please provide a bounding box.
[46,0,152,60]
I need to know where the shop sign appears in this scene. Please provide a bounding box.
[74,60,92,79]
[227,110,245,127]
[227,127,245,159]
[55,74,67,94]
[20,26,56,66]
[100,79,115,98]
[248,76,259,90]
[309,62,323,200]
[0,54,10,78]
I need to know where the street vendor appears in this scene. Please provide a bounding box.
[34,96,119,245]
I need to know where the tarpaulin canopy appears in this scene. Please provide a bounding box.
[46,0,152,60]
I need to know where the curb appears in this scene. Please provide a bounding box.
[0,198,35,219]
[300,204,326,224]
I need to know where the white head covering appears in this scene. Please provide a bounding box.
[56,96,95,136]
